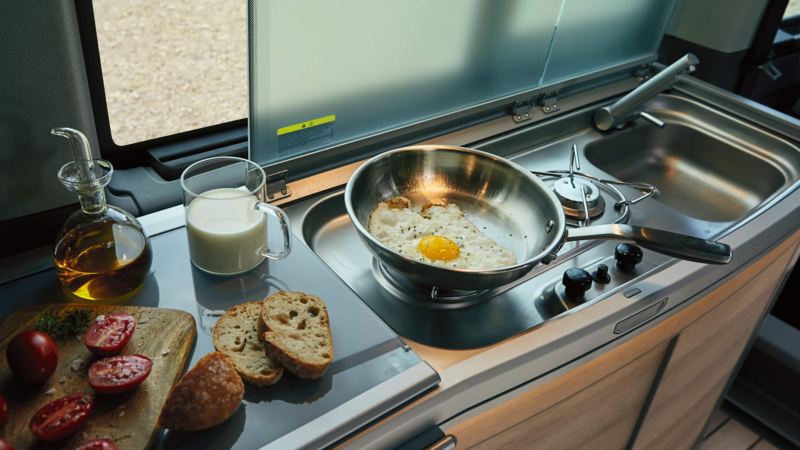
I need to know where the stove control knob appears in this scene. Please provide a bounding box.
[593,264,611,284]
[562,268,593,301]
[615,243,643,272]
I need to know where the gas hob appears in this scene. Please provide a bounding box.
[285,146,679,348]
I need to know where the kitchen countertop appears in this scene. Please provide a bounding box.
[0,213,438,449]
[3,163,800,449]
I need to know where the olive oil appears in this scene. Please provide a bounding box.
[54,220,152,301]
[51,127,152,302]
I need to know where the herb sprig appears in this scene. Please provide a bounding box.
[34,309,93,340]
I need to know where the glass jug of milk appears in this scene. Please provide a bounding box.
[180,157,291,275]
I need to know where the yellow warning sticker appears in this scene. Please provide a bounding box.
[277,114,336,136]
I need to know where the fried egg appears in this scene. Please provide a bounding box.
[367,197,517,270]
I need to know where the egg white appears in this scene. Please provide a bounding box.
[367,198,517,270]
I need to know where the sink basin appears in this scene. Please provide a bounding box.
[585,122,787,222]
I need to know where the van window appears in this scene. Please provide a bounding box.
[91,1,246,146]
[785,1,800,19]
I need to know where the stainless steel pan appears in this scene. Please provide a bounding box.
[345,145,731,290]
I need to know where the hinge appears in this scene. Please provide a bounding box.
[758,61,782,81]
[633,64,656,83]
[540,93,560,114]
[511,99,533,123]
[265,170,291,201]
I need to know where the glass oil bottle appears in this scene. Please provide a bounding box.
[52,128,152,302]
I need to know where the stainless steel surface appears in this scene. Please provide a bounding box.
[344,145,567,291]
[345,145,730,291]
[533,169,658,211]
[565,224,731,264]
[585,118,790,223]
[593,53,698,131]
[260,362,438,450]
[639,111,665,128]
[553,177,604,219]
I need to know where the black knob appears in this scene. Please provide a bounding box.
[592,264,611,284]
[615,243,643,272]
[562,268,593,300]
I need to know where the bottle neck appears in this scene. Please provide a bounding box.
[77,189,108,215]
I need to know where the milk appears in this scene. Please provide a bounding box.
[186,188,267,274]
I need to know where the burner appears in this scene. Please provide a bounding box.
[553,177,606,220]
[371,259,492,309]
[532,144,656,226]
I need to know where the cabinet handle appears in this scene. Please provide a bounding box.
[427,434,457,450]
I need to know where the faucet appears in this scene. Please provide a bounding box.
[593,53,699,131]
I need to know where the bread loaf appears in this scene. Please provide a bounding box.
[158,352,243,431]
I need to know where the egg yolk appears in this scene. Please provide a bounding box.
[417,235,460,261]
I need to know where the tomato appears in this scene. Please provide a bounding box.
[29,393,93,442]
[0,438,12,450]
[73,439,118,450]
[88,354,152,394]
[83,314,136,356]
[6,330,58,383]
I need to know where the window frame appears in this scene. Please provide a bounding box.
[74,0,247,170]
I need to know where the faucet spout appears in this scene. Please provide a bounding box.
[593,53,699,131]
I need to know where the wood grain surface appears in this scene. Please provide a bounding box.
[469,341,670,450]
[0,304,196,450]
[632,240,800,450]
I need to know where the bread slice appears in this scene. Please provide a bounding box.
[212,302,284,386]
[259,291,334,379]
[158,352,243,431]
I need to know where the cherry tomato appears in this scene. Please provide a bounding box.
[83,314,136,356]
[29,393,93,442]
[73,439,118,450]
[0,438,12,450]
[6,330,58,383]
[0,393,7,427]
[88,354,152,394]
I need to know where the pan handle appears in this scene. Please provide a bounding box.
[565,224,731,264]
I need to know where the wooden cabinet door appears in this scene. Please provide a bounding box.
[632,242,800,450]
[462,341,670,450]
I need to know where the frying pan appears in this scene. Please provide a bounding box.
[345,145,731,290]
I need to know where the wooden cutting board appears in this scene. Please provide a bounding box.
[0,304,196,450]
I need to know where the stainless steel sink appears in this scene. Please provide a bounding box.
[584,122,785,222]
[485,94,800,228]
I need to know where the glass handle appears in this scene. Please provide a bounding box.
[255,202,292,260]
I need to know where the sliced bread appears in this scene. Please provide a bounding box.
[158,352,243,432]
[212,302,284,386]
[259,291,334,379]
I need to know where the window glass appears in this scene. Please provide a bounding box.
[249,0,678,167]
[92,1,247,146]
[786,0,800,19]
[249,0,562,166]
[542,0,678,84]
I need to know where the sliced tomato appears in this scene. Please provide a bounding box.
[83,314,136,356]
[73,438,118,450]
[29,393,93,442]
[88,354,152,394]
